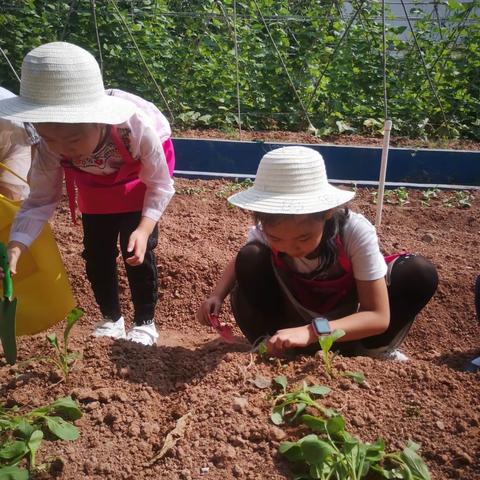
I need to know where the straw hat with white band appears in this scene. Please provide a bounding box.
[228,146,355,214]
[0,42,136,124]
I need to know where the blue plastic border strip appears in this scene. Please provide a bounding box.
[172,138,480,187]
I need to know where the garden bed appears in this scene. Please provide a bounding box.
[0,179,479,479]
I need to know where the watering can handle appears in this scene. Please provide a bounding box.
[0,243,13,300]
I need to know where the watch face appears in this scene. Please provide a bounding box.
[313,317,331,335]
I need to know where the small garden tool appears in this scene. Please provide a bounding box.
[0,242,17,364]
[208,313,235,343]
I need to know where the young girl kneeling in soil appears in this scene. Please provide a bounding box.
[197,146,438,359]
[0,42,175,346]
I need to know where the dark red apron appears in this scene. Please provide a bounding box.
[272,237,401,315]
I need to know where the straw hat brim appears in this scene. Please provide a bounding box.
[228,183,355,214]
[0,94,136,124]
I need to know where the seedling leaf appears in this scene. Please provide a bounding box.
[46,334,59,350]
[343,371,365,384]
[64,308,84,345]
[0,440,28,461]
[301,436,335,464]
[45,417,79,441]
[14,420,34,440]
[0,466,29,480]
[330,329,346,343]
[301,415,327,432]
[274,375,288,390]
[270,412,284,425]
[279,441,304,461]
[48,396,82,421]
[307,385,330,396]
[27,430,43,467]
[400,442,431,480]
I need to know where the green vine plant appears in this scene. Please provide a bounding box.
[319,330,364,384]
[0,396,82,479]
[273,382,431,480]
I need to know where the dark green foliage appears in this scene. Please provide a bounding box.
[0,1,478,139]
[0,396,81,476]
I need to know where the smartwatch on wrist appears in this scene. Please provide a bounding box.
[311,316,331,336]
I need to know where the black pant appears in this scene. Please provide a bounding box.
[231,242,438,355]
[82,211,158,325]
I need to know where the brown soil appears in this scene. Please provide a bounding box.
[1,180,479,480]
[175,128,480,151]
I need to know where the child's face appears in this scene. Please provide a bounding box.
[262,215,327,258]
[34,123,105,160]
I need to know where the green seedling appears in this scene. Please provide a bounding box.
[0,396,81,476]
[319,330,364,383]
[279,411,431,480]
[319,329,345,377]
[270,377,332,425]
[394,187,410,206]
[453,190,472,208]
[215,178,254,200]
[256,340,268,357]
[371,190,396,205]
[420,188,439,207]
[45,308,84,382]
[442,190,473,209]
[176,186,206,196]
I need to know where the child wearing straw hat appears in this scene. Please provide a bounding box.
[0,42,175,346]
[197,146,438,360]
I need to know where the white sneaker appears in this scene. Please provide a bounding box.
[382,349,409,362]
[126,323,158,346]
[93,316,126,340]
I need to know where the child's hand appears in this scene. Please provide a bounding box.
[196,295,223,326]
[267,324,317,356]
[126,228,149,266]
[0,241,26,278]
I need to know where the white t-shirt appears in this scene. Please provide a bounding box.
[246,211,387,281]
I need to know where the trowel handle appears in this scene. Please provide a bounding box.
[0,243,13,300]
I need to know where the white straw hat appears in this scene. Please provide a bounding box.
[228,146,355,214]
[0,42,136,124]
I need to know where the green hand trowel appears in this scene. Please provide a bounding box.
[0,243,17,364]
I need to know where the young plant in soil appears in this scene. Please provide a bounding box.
[420,188,439,207]
[279,416,431,480]
[270,376,332,425]
[0,396,82,478]
[393,187,410,207]
[319,330,364,384]
[45,308,84,382]
[442,190,472,209]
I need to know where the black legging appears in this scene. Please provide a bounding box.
[230,241,438,355]
[82,211,158,325]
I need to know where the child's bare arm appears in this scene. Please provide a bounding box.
[268,278,390,355]
[196,258,236,325]
[125,216,157,266]
[328,277,390,341]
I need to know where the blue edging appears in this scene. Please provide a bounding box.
[172,138,480,187]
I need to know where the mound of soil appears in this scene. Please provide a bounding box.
[1,180,479,480]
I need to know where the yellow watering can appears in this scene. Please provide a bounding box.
[0,193,75,336]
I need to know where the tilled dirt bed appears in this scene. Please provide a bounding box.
[1,179,479,480]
